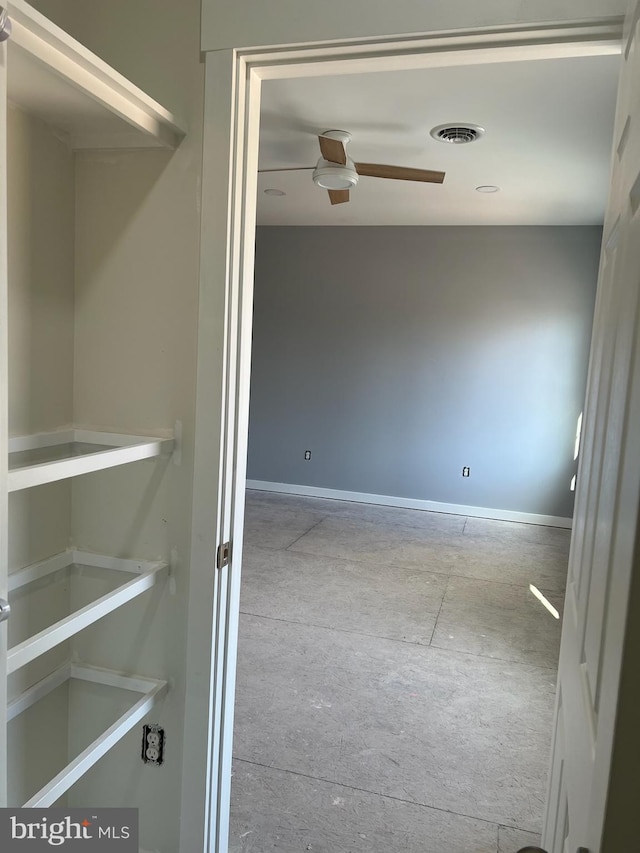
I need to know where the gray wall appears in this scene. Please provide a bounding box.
[247,226,601,517]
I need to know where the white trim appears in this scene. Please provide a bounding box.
[0,36,8,807]
[7,428,75,452]
[6,0,185,149]
[69,663,165,695]
[8,428,174,450]
[7,552,168,673]
[8,549,73,591]
[71,550,165,575]
[72,429,174,447]
[244,24,622,82]
[7,664,167,808]
[7,663,72,721]
[8,429,175,492]
[8,549,166,592]
[247,480,573,528]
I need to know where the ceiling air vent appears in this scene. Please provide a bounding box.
[430,124,485,144]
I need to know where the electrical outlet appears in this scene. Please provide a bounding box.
[142,724,165,766]
[304,450,312,461]
[462,466,470,477]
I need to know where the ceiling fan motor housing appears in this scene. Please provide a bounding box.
[313,156,359,190]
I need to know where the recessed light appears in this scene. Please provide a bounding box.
[264,188,286,196]
[476,185,500,193]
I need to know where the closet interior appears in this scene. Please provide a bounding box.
[2,1,192,846]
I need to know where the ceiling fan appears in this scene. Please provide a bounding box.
[259,130,446,205]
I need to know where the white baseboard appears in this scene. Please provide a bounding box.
[246,480,573,529]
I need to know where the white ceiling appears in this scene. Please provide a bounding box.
[257,54,620,226]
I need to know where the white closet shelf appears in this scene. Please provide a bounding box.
[6,0,186,149]
[8,428,175,491]
[8,550,168,673]
[8,663,168,807]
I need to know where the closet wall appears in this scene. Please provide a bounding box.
[8,103,74,570]
[7,103,75,809]
[6,0,204,849]
[65,142,199,838]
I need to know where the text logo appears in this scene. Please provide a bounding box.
[0,809,138,850]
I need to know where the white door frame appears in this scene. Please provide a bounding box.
[191,17,624,853]
[0,38,8,809]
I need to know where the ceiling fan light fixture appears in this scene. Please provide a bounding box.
[312,157,359,191]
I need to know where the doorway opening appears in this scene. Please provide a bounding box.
[197,20,625,853]
[229,48,617,852]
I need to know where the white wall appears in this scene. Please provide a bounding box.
[7,103,74,571]
[65,144,197,848]
[7,105,74,439]
[6,104,75,808]
[21,1,204,847]
[202,0,629,51]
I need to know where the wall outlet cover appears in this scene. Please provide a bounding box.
[142,724,165,766]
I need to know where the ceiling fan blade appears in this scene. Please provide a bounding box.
[328,189,350,205]
[355,163,445,184]
[319,135,347,165]
[258,166,315,172]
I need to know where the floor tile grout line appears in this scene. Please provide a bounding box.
[428,639,559,671]
[238,609,434,648]
[248,492,570,539]
[246,488,568,531]
[335,517,468,537]
[269,543,567,593]
[232,756,533,834]
[294,515,468,538]
[283,544,458,576]
[248,503,569,541]
[284,516,331,550]
[446,571,567,596]
[250,510,468,538]
[428,574,450,646]
[496,824,542,853]
[244,543,470,583]
[237,609,560,671]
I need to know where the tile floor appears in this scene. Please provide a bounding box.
[230,490,569,853]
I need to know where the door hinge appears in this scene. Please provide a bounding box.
[216,541,231,569]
